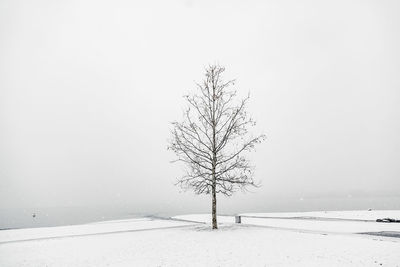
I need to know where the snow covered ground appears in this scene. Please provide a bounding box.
[1,211,399,266]
[241,210,400,221]
[238,210,400,235]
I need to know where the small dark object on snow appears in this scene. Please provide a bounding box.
[376,218,400,223]
[368,209,372,211]
[235,215,241,224]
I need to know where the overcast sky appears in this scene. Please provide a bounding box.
[1,0,399,215]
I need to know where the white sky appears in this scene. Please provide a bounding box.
[1,0,399,214]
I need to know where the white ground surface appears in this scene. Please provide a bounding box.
[1,211,400,266]
[241,210,400,221]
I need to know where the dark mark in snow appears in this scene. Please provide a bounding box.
[359,231,400,238]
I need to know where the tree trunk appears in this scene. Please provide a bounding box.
[211,77,218,230]
[211,181,217,229]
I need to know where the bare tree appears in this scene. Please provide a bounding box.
[168,65,265,229]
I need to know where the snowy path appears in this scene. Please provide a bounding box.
[0,217,198,244]
[239,216,400,235]
[240,214,376,222]
[0,223,199,245]
[241,210,400,221]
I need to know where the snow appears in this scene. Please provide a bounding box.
[232,210,400,235]
[241,210,400,221]
[238,217,400,235]
[0,218,194,243]
[1,211,400,266]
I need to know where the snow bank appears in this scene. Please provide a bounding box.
[0,218,193,244]
[241,210,400,221]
